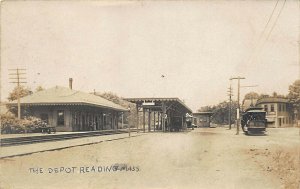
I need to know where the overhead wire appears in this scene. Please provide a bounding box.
[248,0,287,65]
[265,0,287,40]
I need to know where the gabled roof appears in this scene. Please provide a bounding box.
[9,86,128,111]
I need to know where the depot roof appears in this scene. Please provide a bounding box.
[9,86,128,111]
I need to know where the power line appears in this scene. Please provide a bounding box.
[248,0,287,66]
[265,0,287,40]
[247,0,281,65]
[258,0,280,43]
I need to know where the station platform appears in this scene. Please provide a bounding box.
[0,129,133,139]
[0,130,143,159]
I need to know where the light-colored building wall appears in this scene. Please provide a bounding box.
[25,106,119,132]
[259,102,293,128]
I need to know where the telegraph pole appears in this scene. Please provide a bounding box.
[230,76,245,135]
[8,68,27,119]
[227,81,233,130]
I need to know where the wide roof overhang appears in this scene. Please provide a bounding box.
[124,97,192,114]
[8,102,128,112]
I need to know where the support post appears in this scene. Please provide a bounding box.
[148,110,151,132]
[143,108,146,132]
[182,115,184,131]
[136,105,139,131]
[162,102,166,132]
[116,113,119,130]
[121,113,124,129]
[154,112,156,132]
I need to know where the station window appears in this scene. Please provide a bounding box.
[57,110,65,126]
[264,105,268,112]
[271,104,275,112]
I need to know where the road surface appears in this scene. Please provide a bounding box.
[0,127,299,189]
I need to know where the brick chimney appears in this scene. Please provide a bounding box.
[69,78,73,89]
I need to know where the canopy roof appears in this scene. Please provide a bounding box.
[124,97,192,114]
[9,86,128,111]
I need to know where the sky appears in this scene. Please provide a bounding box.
[0,0,299,112]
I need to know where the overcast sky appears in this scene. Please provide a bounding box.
[1,0,299,111]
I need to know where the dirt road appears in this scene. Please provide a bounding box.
[1,127,299,189]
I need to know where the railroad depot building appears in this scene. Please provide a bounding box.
[256,97,293,127]
[8,86,128,132]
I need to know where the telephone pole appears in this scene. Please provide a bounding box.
[8,68,27,119]
[227,81,233,130]
[230,76,245,135]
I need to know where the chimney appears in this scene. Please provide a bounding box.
[69,78,73,89]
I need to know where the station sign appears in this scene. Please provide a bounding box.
[142,102,155,106]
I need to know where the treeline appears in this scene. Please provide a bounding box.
[93,91,138,128]
[198,101,238,125]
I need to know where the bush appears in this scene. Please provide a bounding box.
[1,114,48,134]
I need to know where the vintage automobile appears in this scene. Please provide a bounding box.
[241,107,267,135]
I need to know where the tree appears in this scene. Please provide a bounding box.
[198,101,238,125]
[288,80,300,104]
[197,106,214,112]
[287,80,300,123]
[93,91,138,128]
[7,86,32,117]
[244,92,259,100]
[7,86,32,101]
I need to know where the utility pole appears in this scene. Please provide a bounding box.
[230,76,245,135]
[9,68,27,119]
[227,81,233,130]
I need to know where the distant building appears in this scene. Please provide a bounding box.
[256,97,293,127]
[8,86,128,132]
[193,112,213,127]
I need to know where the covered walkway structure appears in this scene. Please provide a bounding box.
[124,98,192,132]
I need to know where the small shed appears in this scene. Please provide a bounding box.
[193,112,213,127]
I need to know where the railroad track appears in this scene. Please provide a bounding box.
[0,129,140,147]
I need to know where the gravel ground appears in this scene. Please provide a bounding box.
[0,127,299,189]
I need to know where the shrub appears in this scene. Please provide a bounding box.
[1,114,47,134]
